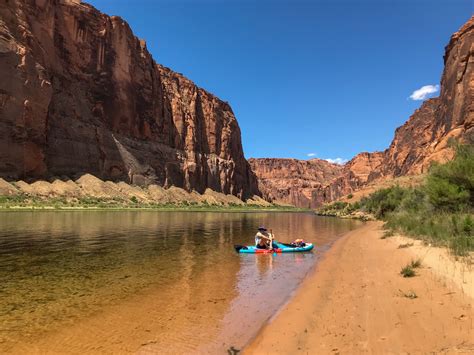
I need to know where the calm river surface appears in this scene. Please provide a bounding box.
[0,211,361,353]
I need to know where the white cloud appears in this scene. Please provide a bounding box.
[409,84,439,101]
[307,152,316,157]
[325,158,348,165]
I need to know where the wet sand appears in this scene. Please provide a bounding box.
[247,222,474,354]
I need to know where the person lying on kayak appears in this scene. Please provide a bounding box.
[255,226,274,250]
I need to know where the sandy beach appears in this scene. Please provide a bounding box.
[246,221,474,354]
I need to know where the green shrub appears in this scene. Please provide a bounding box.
[400,265,415,277]
[410,259,421,268]
[425,137,474,210]
[399,188,426,212]
[332,201,349,210]
[462,215,473,234]
[425,175,469,211]
[353,138,473,255]
[359,185,407,218]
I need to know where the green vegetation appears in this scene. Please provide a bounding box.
[318,137,474,255]
[410,259,422,268]
[0,194,309,213]
[400,264,415,277]
[317,200,362,218]
[359,185,408,219]
[400,259,422,278]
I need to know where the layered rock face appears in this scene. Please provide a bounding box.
[248,158,343,208]
[250,152,385,208]
[309,152,385,207]
[0,0,259,199]
[251,15,473,208]
[380,16,473,177]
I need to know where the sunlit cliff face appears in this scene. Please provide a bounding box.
[250,16,474,208]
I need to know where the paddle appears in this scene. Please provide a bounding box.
[234,245,248,252]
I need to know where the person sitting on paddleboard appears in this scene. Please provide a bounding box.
[255,226,274,250]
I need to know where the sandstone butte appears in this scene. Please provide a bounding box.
[0,0,260,200]
[251,15,474,208]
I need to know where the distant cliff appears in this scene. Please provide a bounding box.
[248,158,343,208]
[251,15,474,208]
[0,0,259,199]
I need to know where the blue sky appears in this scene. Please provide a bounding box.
[87,0,471,162]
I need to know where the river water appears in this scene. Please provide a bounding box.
[0,211,361,353]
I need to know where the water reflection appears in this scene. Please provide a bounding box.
[256,254,274,276]
[0,211,361,353]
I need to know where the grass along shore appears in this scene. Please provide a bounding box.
[0,196,309,212]
[317,137,474,256]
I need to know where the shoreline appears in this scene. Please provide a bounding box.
[246,221,473,354]
[0,205,311,213]
[0,176,312,213]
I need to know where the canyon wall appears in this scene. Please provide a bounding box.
[380,16,473,177]
[248,158,343,208]
[0,0,259,199]
[251,15,473,208]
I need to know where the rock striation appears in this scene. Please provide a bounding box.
[251,15,474,208]
[380,15,473,177]
[0,0,259,199]
[248,158,343,208]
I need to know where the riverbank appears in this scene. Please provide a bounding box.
[0,175,310,211]
[246,221,473,354]
[0,204,309,212]
[317,141,474,257]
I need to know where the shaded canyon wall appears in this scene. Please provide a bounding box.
[0,0,259,199]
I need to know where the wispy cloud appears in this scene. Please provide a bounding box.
[307,152,316,157]
[325,158,348,165]
[409,84,439,101]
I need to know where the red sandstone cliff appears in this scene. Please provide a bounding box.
[251,15,473,208]
[248,158,343,208]
[380,16,473,177]
[0,0,259,199]
[250,152,385,208]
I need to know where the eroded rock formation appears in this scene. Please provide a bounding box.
[0,0,259,199]
[251,15,474,208]
[248,158,343,208]
[380,16,473,177]
[0,175,272,207]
